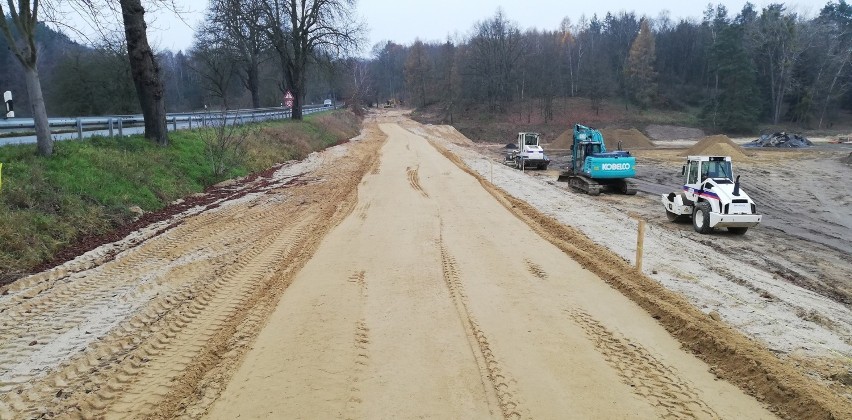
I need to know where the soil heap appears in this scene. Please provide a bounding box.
[684,135,749,160]
[550,130,573,149]
[549,127,654,150]
[599,128,655,150]
[842,152,852,165]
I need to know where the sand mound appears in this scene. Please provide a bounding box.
[549,130,573,149]
[842,152,852,165]
[684,135,748,160]
[547,127,654,150]
[431,125,474,145]
[599,128,655,149]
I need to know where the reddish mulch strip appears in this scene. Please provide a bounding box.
[2,163,291,288]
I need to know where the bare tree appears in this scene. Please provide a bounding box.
[0,0,53,156]
[468,9,524,111]
[192,20,239,109]
[209,0,266,107]
[438,39,461,124]
[55,0,178,144]
[404,40,429,107]
[260,0,363,120]
[813,1,852,128]
[560,17,584,97]
[369,41,406,105]
[752,4,812,125]
[119,0,169,145]
[347,58,370,114]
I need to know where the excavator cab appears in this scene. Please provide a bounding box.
[573,142,600,174]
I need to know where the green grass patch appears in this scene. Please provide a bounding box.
[0,110,361,278]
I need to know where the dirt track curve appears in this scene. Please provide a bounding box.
[1,113,845,419]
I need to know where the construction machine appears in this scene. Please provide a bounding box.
[382,99,398,108]
[661,156,762,234]
[505,132,550,170]
[556,124,636,195]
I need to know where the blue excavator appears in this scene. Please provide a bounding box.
[556,124,637,195]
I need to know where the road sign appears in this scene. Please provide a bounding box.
[283,91,294,108]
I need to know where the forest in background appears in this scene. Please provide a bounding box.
[0,22,346,117]
[2,1,851,133]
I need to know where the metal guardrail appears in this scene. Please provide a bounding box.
[0,104,337,145]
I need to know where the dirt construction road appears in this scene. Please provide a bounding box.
[1,114,845,419]
[205,122,771,419]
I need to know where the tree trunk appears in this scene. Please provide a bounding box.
[288,50,306,120]
[819,53,849,129]
[773,66,786,125]
[248,57,260,108]
[567,46,575,97]
[24,66,53,157]
[120,0,169,146]
[291,68,304,120]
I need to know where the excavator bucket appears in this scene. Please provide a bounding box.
[557,172,572,182]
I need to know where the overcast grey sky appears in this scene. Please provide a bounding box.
[146,0,827,53]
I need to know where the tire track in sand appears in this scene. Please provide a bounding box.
[345,269,370,420]
[0,206,288,413]
[355,202,372,221]
[567,309,719,419]
[523,259,548,280]
[406,166,429,198]
[0,185,291,357]
[439,226,524,420]
[3,219,307,418]
[100,223,312,418]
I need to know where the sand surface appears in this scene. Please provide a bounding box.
[1,112,849,419]
[206,120,773,419]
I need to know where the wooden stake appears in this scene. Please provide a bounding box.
[636,219,646,271]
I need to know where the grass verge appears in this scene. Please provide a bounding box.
[0,110,360,281]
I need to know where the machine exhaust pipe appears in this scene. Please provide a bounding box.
[733,175,741,196]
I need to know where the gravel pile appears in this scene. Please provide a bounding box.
[745,132,812,148]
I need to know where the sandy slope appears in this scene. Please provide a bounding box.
[206,121,772,419]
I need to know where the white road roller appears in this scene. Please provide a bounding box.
[661,156,762,234]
